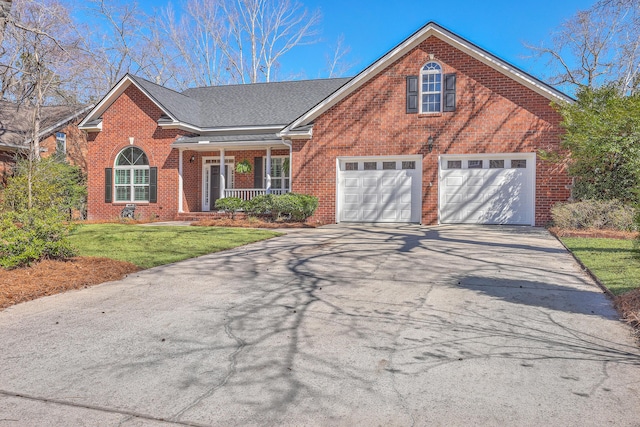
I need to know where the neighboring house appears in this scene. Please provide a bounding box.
[79,22,572,225]
[0,101,93,184]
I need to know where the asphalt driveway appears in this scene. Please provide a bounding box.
[1,225,639,426]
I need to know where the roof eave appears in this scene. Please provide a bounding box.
[160,122,285,133]
[78,74,178,129]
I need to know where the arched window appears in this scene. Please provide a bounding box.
[421,61,442,113]
[114,146,150,202]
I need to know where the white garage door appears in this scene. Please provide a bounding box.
[439,154,535,225]
[338,157,421,223]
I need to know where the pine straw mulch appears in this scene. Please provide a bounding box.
[549,227,639,240]
[0,257,140,310]
[191,217,317,228]
[615,290,640,333]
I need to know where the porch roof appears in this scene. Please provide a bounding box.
[171,133,286,151]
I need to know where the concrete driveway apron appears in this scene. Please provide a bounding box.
[0,225,639,426]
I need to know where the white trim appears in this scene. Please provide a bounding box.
[178,149,184,213]
[201,156,235,211]
[336,154,423,224]
[438,152,536,226]
[283,22,572,133]
[160,123,284,133]
[171,140,286,150]
[78,75,177,130]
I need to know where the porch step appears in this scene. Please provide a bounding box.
[176,212,248,222]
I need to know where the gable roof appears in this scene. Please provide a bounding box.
[79,74,350,133]
[0,101,92,150]
[281,21,573,134]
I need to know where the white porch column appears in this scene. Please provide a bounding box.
[266,147,272,194]
[219,148,226,200]
[178,148,184,213]
[288,144,292,192]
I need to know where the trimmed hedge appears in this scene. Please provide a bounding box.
[219,193,318,222]
[551,200,637,231]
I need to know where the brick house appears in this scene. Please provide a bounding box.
[79,22,572,225]
[0,101,92,184]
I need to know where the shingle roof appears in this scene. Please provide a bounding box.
[0,101,91,149]
[126,75,351,129]
[181,78,350,128]
[128,75,202,126]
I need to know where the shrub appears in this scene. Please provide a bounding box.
[551,200,637,231]
[245,194,275,216]
[3,157,87,219]
[0,208,77,269]
[244,193,318,221]
[214,197,245,219]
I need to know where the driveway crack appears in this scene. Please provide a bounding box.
[170,310,246,422]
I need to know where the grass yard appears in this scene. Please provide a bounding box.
[560,237,640,296]
[69,224,282,268]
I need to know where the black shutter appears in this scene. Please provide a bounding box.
[149,167,158,203]
[105,168,112,203]
[254,157,263,188]
[406,76,419,113]
[443,73,456,112]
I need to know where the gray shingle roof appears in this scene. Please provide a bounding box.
[0,101,91,148]
[128,75,351,129]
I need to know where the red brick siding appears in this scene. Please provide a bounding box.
[86,84,289,219]
[291,36,570,225]
[87,85,188,220]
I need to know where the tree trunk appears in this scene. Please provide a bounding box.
[0,0,12,46]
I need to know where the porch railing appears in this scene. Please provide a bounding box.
[224,188,290,200]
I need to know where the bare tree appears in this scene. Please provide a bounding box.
[0,0,12,46]
[528,0,640,94]
[0,0,84,207]
[324,34,354,78]
[156,0,320,85]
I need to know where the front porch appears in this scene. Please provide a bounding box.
[172,133,293,214]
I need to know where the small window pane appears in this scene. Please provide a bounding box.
[134,186,149,201]
[489,160,504,169]
[447,160,462,169]
[134,169,149,184]
[468,160,483,169]
[344,162,358,171]
[382,161,396,170]
[115,169,130,185]
[115,186,130,201]
[364,162,377,170]
[401,161,416,170]
[511,159,527,168]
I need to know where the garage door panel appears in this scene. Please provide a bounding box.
[440,155,534,225]
[362,194,377,204]
[339,159,420,223]
[362,177,378,188]
[344,178,359,188]
[344,194,359,204]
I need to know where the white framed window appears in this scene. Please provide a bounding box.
[421,61,442,113]
[55,132,66,155]
[264,156,290,189]
[114,146,149,202]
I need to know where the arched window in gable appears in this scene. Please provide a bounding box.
[421,61,442,113]
[114,146,150,202]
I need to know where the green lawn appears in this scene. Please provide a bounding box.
[69,224,281,269]
[560,237,640,296]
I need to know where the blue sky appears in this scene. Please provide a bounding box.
[139,0,597,85]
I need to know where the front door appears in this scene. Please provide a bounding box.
[210,165,230,207]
